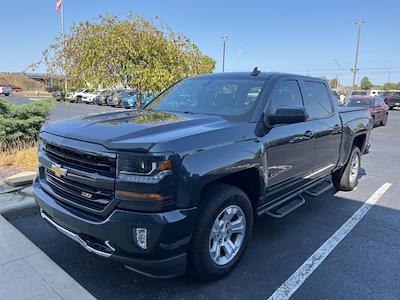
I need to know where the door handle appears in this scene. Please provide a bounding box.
[333,124,341,132]
[303,130,314,138]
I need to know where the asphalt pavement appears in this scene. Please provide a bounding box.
[4,96,123,121]
[8,104,400,299]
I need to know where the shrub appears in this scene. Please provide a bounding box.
[0,99,52,147]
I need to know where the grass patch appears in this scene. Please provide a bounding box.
[0,141,38,170]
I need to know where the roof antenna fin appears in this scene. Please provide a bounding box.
[251,66,261,76]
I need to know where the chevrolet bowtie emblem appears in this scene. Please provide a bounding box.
[50,164,68,178]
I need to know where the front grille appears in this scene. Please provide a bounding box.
[46,169,113,211]
[45,143,115,177]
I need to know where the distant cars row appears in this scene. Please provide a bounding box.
[53,89,154,108]
[345,96,389,127]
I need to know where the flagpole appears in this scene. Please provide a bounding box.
[61,1,67,92]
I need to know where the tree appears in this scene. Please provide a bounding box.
[383,82,397,91]
[34,14,215,105]
[360,77,372,90]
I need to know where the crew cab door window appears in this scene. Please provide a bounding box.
[268,80,303,112]
[302,81,333,119]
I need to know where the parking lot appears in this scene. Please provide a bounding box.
[6,99,400,299]
[5,96,123,121]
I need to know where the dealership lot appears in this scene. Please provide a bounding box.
[5,96,123,121]
[8,106,400,299]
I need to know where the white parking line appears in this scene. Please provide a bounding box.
[268,182,392,300]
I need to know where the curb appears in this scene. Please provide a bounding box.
[0,196,38,220]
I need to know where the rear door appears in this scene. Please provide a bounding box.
[300,80,342,177]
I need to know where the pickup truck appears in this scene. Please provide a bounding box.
[34,71,371,281]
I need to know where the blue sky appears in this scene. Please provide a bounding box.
[1,0,399,85]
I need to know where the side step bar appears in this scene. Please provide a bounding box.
[303,178,333,197]
[263,194,305,218]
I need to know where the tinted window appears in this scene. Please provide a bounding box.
[303,81,333,119]
[149,78,266,119]
[268,80,303,112]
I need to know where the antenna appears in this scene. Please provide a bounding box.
[251,67,261,76]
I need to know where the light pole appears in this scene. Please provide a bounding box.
[351,19,365,90]
[221,34,228,72]
[334,58,341,90]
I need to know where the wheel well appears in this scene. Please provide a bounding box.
[201,168,261,211]
[353,134,366,151]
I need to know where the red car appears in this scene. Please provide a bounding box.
[346,96,388,127]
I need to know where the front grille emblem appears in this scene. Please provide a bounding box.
[50,164,68,178]
[81,191,93,199]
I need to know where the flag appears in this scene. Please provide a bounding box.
[56,0,62,12]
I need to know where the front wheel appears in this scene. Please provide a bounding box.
[187,183,253,281]
[332,146,361,191]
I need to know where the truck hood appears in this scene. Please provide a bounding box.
[42,109,234,152]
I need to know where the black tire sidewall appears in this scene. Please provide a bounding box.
[188,184,253,281]
[340,146,361,191]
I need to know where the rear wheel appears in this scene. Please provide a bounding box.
[332,146,361,191]
[4,93,9,96]
[380,114,388,126]
[187,183,253,281]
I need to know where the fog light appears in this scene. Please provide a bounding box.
[134,228,148,250]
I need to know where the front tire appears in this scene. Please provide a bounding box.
[333,146,361,191]
[187,183,253,281]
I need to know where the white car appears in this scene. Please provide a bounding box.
[0,85,12,96]
[72,89,92,102]
[81,91,99,104]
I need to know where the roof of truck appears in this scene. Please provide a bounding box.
[192,71,322,81]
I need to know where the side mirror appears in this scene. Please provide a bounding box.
[264,106,308,127]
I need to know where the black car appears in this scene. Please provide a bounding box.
[52,90,65,102]
[35,71,371,281]
[380,91,400,109]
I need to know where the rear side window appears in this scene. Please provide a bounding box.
[268,80,303,112]
[303,81,333,119]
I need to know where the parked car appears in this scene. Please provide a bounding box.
[94,90,111,105]
[35,72,371,281]
[370,89,383,97]
[346,96,388,126]
[380,91,400,110]
[121,92,153,108]
[82,90,100,104]
[0,85,12,96]
[72,89,90,103]
[52,91,65,102]
[107,90,135,107]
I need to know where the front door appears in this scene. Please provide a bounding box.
[261,79,315,205]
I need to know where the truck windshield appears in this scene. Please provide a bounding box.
[147,77,266,119]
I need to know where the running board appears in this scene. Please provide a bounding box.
[264,194,305,218]
[303,178,333,197]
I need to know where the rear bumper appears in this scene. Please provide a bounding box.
[34,179,197,278]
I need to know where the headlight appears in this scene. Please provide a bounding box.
[38,138,46,151]
[117,153,173,184]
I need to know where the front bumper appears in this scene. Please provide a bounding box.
[34,179,197,278]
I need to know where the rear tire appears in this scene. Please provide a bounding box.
[187,183,253,281]
[332,146,361,191]
[380,114,388,126]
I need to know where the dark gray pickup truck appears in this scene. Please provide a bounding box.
[34,71,371,281]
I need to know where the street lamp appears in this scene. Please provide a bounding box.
[351,18,365,90]
[221,34,228,72]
